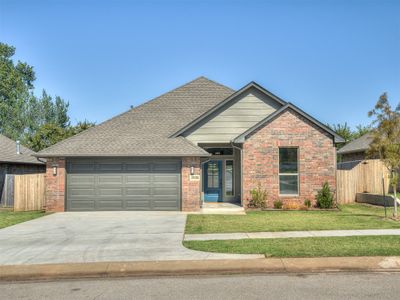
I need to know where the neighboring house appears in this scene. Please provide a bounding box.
[0,134,45,206]
[36,77,344,212]
[337,133,374,162]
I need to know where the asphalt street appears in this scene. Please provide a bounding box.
[1,272,399,299]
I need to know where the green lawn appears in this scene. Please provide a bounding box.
[186,204,400,234]
[0,210,47,229]
[184,235,400,257]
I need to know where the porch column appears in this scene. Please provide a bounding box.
[181,157,201,211]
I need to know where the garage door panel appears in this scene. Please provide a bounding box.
[68,200,96,211]
[67,158,180,211]
[98,175,124,185]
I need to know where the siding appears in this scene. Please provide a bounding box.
[185,87,281,144]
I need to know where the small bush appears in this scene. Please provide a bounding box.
[316,182,334,208]
[304,199,312,208]
[249,183,267,208]
[273,200,283,209]
[282,201,300,210]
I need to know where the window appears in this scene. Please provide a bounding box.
[225,160,234,196]
[207,162,219,188]
[279,148,299,195]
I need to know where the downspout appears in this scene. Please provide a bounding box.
[231,141,243,207]
[200,158,211,208]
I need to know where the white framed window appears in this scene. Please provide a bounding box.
[279,147,299,195]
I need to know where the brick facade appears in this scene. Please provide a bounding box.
[242,109,337,208]
[45,157,66,212]
[181,157,201,211]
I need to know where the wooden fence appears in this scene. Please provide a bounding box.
[13,174,45,211]
[336,159,391,204]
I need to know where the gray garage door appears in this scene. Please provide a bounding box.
[66,158,181,211]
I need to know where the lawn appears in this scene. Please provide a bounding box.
[183,235,400,257]
[185,204,400,234]
[0,210,47,229]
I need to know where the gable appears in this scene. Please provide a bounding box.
[183,87,283,144]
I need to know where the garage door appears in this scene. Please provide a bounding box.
[66,158,181,211]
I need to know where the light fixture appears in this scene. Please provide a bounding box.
[190,165,195,175]
[52,164,58,176]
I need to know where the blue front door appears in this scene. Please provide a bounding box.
[204,160,222,202]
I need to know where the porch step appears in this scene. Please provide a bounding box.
[194,202,246,215]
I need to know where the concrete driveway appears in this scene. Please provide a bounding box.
[0,212,260,265]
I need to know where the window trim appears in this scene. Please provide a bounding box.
[224,159,235,197]
[278,147,299,197]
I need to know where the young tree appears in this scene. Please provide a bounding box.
[368,93,400,217]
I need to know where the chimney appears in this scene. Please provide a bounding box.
[16,140,20,155]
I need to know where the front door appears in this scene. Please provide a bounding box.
[203,160,222,202]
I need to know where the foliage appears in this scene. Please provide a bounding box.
[249,183,267,208]
[328,122,370,150]
[273,200,283,209]
[316,182,334,209]
[367,93,400,217]
[282,201,300,210]
[304,199,312,208]
[26,121,95,152]
[0,42,93,151]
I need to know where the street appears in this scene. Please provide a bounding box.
[1,272,399,299]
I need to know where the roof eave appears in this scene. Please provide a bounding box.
[33,153,212,158]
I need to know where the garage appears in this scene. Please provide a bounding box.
[66,158,181,211]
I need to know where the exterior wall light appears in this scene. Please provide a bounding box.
[190,165,195,175]
[52,164,58,176]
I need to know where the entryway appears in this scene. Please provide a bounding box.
[203,159,235,202]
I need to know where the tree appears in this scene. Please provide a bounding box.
[367,93,400,218]
[26,123,67,152]
[328,123,371,150]
[0,42,70,142]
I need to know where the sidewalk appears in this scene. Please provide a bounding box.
[184,229,400,241]
[1,256,399,281]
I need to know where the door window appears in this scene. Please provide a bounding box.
[207,162,219,188]
[225,160,234,196]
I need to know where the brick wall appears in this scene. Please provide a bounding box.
[181,157,201,211]
[45,158,66,212]
[242,109,337,208]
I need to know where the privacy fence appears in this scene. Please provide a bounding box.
[336,159,391,204]
[0,173,45,211]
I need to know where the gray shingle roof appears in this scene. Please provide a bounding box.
[337,133,373,154]
[36,77,234,157]
[0,134,43,164]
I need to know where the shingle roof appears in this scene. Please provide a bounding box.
[337,133,373,154]
[0,134,43,164]
[36,77,234,157]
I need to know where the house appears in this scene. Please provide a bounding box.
[337,133,374,162]
[0,134,45,206]
[35,77,344,212]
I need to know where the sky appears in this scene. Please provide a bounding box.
[1,0,399,129]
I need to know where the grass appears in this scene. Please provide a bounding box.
[0,210,47,229]
[186,203,400,234]
[184,235,400,257]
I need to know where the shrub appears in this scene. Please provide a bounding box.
[304,199,312,208]
[316,182,334,208]
[273,200,283,209]
[282,201,300,210]
[249,183,267,208]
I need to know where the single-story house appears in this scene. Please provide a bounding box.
[0,134,45,206]
[337,133,374,162]
[36,77,344,212]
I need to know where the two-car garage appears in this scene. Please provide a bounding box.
[66,158,181,211]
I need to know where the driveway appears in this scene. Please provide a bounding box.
[0,212,260,265]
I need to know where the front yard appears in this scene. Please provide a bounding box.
[184,203,400,257]
[0,210,47,229]
[186,204,400,234]
[184,235,400,257]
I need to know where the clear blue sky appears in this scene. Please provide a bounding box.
[1,0,399,129]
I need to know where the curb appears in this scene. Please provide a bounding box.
[1,256,399,282]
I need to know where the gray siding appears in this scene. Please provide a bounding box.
[185,87,281,144]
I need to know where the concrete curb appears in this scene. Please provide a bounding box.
[1,256,400,281]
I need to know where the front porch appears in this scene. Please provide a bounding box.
[192,202,245,215]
